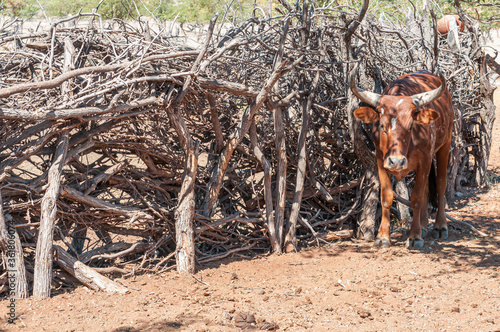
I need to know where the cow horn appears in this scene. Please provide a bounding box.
[348,63,381,108]
[411,72,446,108]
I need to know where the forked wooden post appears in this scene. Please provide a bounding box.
[33,132,69,298]
[250,121,279,252]
[168,13,219,274]
[33,36,75,298]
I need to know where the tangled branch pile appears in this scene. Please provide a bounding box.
[0,0,497,296]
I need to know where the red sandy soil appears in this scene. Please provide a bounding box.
[1,86,500,332]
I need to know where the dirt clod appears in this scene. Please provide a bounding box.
[358,309,372,319]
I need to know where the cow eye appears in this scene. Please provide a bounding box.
[379,123,386,131]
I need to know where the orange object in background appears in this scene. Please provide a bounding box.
[437,15,465,37]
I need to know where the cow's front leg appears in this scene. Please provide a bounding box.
[375,157,393,248]
[408,165,430,249]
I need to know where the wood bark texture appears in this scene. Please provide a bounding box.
[33,132,69,298]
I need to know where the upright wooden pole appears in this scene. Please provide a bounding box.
[33,132,68,298]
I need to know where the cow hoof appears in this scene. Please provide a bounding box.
[440,229,449,239]
[432,227,449,240]
[407,238,424,250]
[374,238,390,248]
[421,229,428,238]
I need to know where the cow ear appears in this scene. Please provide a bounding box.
[354,107,379,123]
[413,108,440,125]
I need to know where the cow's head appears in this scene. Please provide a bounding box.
[349,64,445,172]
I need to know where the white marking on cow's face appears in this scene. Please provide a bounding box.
[381,108,385,115]
[396,99,404,107]
[391,118,397,131]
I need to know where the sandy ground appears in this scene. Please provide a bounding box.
[2,42,500,332]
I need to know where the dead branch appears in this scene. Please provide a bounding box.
[54,245,129,294]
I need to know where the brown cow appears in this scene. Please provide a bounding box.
[437,15,464,38]
[349,64,453,249]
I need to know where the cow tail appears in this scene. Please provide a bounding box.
[428,161,438,210]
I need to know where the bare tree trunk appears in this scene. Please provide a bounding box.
[284,12,323,251]
[62,37,76,103]
[33,131,69,298]
[421,0,434,70]
[266,18,291,252]
[284,100,307,253]
[164,14,219,274]
[0,191,28,298]
[62,37,82,256]
[284,71,322,251]
[175,144,197,273]
[250,120,279,252]
[454,0,496,189]
[342,0,377,240]
[165,104,198,274]
[473,33,496,186]
[284,4,309,253]
[476,56,496,185]
[272,102,287,250]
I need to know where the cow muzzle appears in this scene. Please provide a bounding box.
[384,156,407,171]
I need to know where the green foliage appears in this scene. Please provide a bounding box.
[98,0,136,19]
[458,0,500,29]
[2,0,39,17]
[157,0,260,23]
[1,0,497,28]
[367,0,499,29]
[162,0,216,22]
[44,0,95,18]
[2,0,169,20]
[44,0,153,19]
[0,0,259,22]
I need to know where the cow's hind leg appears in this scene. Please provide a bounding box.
[432,141,451,240]
[420,180,429,238]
